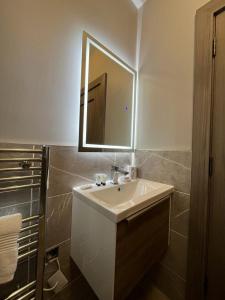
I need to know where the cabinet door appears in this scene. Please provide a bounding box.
[114,198,170,300]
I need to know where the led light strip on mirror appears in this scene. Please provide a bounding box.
[82,32,137,151]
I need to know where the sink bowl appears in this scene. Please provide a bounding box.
[73,179,174,223]
[92,179,171,206]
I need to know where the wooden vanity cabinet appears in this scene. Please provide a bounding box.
[114,198,170,300]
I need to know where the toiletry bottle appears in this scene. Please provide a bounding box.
[101,174,107,186]
[95,174,101,186]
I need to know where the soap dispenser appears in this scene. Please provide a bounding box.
[127,165,137,180]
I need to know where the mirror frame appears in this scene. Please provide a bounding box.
[78,32,137,152]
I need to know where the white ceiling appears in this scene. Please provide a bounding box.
[131,0,146,9]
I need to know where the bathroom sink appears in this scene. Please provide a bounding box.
[73,179,174,223]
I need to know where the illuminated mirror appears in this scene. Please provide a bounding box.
[79,32,137,152]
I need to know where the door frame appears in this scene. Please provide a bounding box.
[187,1,225,299]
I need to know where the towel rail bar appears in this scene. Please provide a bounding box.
[20,223,39,233]
[22,215,39,223]
[0,175,41,183]
[0,167,42,173]
[18,232,39,243]
[0,183,40,193]
[0,158,42,163]
[0,148,42,153]
[18,249,37,260]
[19,240,38,252]
[4,281,36,300]
[1,146,49,300]
[16,289,36,300]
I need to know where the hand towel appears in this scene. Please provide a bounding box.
[0,214,22,284]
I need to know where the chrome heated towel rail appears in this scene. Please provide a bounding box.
[0,146,49,300]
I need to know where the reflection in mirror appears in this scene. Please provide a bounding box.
[79,32,136,152]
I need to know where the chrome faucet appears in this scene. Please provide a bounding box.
[111,165,129,185]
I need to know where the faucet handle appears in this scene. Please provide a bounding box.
[111,165,119,171]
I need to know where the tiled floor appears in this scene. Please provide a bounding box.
[51,275,98,300]
[127,282,170,300]
[47,262,169,300]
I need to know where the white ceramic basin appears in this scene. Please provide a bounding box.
[73,179,174,223]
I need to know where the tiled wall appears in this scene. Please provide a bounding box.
[135,150,191,300]
[0,144,190,300]
[46,146,132,250]
[46,146,191,300]
[44,146,132,298]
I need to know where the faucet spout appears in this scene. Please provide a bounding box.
[111,165,129,184]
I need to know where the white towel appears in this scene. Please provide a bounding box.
[0,213,22,284]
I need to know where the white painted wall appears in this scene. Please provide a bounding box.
[0,0,137,146]
[136,0,209,150]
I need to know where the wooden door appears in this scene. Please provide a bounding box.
[187,1,225,299]
[206,10,225,300]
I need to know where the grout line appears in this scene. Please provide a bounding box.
[136,148,192,153]
[50,165,94,183]
[136,151,191,170]
[50,147,76,152]
[150,153,191,170]
[175,208,190,218]
[48,192,73,200]
[170,229,188,239]
[158,265,186,299]
[0,201,33,210]
[135,153,154,168]
[174,190,190,196]
[173,189,190,195]
[159,262,186,282]
[46,238,71,253]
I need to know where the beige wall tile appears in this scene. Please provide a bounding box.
[150,263,186,300]
[46,193,73,249]
[136,150,191,193]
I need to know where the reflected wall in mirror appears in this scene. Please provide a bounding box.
[79,32,137,152]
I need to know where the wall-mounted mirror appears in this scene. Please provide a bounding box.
[79,32,137,152]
